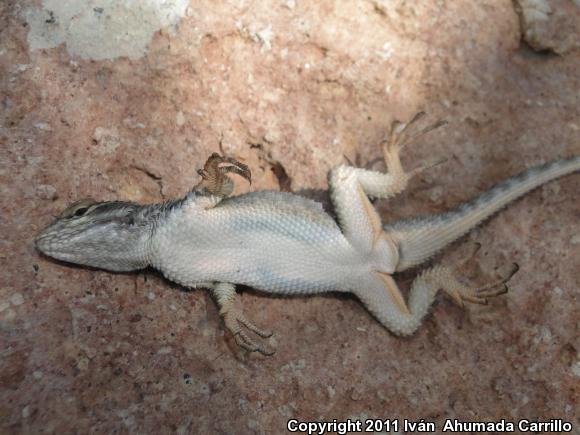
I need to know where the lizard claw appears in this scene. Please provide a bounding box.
[233,331,275,356]
[381,112,448,181]
[382,112,446,154]
[222,308,275,356]
[409,156,448,178]
[216,154,252,185]
[236,315,273,338]
[444,262,519,308]
[211,283,274,356]
[195,153,252,197]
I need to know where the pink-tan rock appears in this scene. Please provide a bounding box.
[1,0,579,433]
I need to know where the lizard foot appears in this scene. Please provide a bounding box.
[441,262,519,308]
[211,283,274,356]
[222,309,275,356]
[195,152,252,197]
[382,112,448,179]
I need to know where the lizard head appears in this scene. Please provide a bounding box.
[35,199,151,271]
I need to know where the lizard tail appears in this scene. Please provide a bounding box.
[384,156,580,272]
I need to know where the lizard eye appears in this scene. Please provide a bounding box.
[73,207,89,217]
[59,199,97,219]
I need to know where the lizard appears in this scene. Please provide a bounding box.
[34,113,580,355]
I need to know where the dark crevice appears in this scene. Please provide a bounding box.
[248,142,293,192]
[130,165,164,198]
[269,160,292,192]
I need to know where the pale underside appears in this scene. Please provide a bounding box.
[151,190,389,295]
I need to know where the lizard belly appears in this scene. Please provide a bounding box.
[151,191,395,294]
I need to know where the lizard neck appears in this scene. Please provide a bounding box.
[100,211,154,271]
[98,234,152,272]
[95,199,192,271]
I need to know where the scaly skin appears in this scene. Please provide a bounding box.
[35,114,580,355]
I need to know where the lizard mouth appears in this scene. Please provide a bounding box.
[34,231,55,255]
[34,232,84,265]
[34,223,70,256]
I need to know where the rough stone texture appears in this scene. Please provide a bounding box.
[1,0,579,433]
[515,0,580,54]
[26,0,190,60]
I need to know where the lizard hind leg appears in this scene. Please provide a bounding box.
[328,113,447,257]
[353,258,519,336]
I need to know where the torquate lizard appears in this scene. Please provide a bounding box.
[35,113,580,354]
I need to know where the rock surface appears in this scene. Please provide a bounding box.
[1,0,579,433]
[515,0,580,54]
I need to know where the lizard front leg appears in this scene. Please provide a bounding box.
[193,153,251,197]
[328,112,446,255]
[210,282,274,355]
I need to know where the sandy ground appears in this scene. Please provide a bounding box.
[1,0,579,433]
